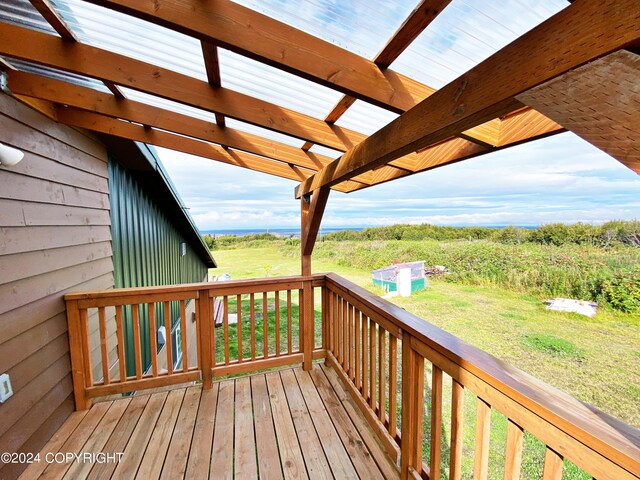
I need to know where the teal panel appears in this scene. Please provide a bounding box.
[372,278,426,293]
[108,157,207,377]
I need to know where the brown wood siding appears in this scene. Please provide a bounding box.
[0,95,114,478]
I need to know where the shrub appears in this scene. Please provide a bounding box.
[602,269,640,313]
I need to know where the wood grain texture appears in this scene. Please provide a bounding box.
[0,94,112,479]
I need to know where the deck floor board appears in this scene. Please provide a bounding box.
[21,365,399,479]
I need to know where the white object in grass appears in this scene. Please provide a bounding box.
[545,298,597,317]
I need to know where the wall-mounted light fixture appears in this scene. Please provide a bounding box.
[180,242,187,257]
[0,142,24,167]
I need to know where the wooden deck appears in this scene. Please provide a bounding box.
[20,364,399,479]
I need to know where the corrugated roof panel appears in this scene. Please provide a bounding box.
[119,87,218,123]
[231,0,420,59]
[0,0,57,35]
[218,49,343,121]
[10,59,109,92]
[392,0,568,89]
[225,118,307,149]
[50,0,208,81]
[335,100,399,136]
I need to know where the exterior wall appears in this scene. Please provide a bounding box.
[0,95,114,478]
[108,158,208,375]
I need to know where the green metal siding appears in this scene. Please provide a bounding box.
[108,157,207,376]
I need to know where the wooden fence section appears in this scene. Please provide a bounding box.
[64,276,322,409]
[323,273,640,480]
[65,273,639,479]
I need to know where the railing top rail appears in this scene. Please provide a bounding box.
[324,273,640,474]
[64,274,324,301]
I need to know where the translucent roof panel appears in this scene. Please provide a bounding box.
[10,59,109,92]
[0,0,56,35]
[308,144,343,160]
[119,87,217,123]
[392,0,568,89]
[50,0,207,81]
[231,0,420,59]
[225,119,307,149]
[218,49,343,120]
[335,100,399,136]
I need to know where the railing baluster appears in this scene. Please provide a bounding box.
[369,321,376,410]
[430,366,443,477]
[474,398,491,480]
[327,291,333,352]
[341,299,347,369]
[542,447,564,480]
[350,305,356,381]
[180,299,188,372]
[302,280,313,370]
[504,419,524,480]
[197,290,213,389]
[400,334,425,479]
[275,290,280,357]
[79,308,93,388]
[223,296,230,366]
[378,327,386,423]
[212,298,217,367]
[287,290,292,354]
[98,306,110,385]
[250,293,256,360]
[164,302,173,375]
[450,380,464,480]
[148,303,158,377]
[115,305,127,383]
[333,292,339,358]
[355,309,361,391]
[237,294,243,363]
[263,292,269,358]
[132,304,142,379]
[362,315,369,398]
[388,335,397,439]
[346,302,352,377]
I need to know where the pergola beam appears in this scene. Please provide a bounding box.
[296,0,640,197]
[5,70,363,178]
[0,23,366,152]
[84,0,504,148]
[55,106,362,192]
[29,0,124,98]
[201,40,226,127]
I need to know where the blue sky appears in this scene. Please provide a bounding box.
[153,0,639,232]
[157,132,640,231]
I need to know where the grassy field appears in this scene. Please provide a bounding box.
[211,246,639,478]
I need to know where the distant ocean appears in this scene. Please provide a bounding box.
[201,225,536,237]
[201,227,367,237]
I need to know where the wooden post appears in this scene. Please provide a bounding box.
[400,334,424,479]
[301,194,311,276]
[302,280,314,371]
[65,299,91,410]
[197,289,213,389]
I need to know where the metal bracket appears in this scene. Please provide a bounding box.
[0,71,10,95]
[302,193,312,204]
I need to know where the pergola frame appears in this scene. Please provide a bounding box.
[0,0,638,275]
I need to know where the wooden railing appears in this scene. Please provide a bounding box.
[65,275,323,410]
[65,273,640,479]
[323,274,640,480]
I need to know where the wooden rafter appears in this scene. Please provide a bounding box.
[28,0,125,98]
[296,0,640,197]
[302,0,452,152]
[375,0,453,69]
[5,71,334,173]
[82,0,505,148]
[201,40,226,127]
[0,23,366,151]
[55,106,363,192]
[301,187,330,257]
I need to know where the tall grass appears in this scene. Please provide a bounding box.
[282,240,640,305]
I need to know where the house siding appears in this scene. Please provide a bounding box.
[0,95,114,479]
[108,157,208,376]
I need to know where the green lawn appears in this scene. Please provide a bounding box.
[210,246,640,479]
